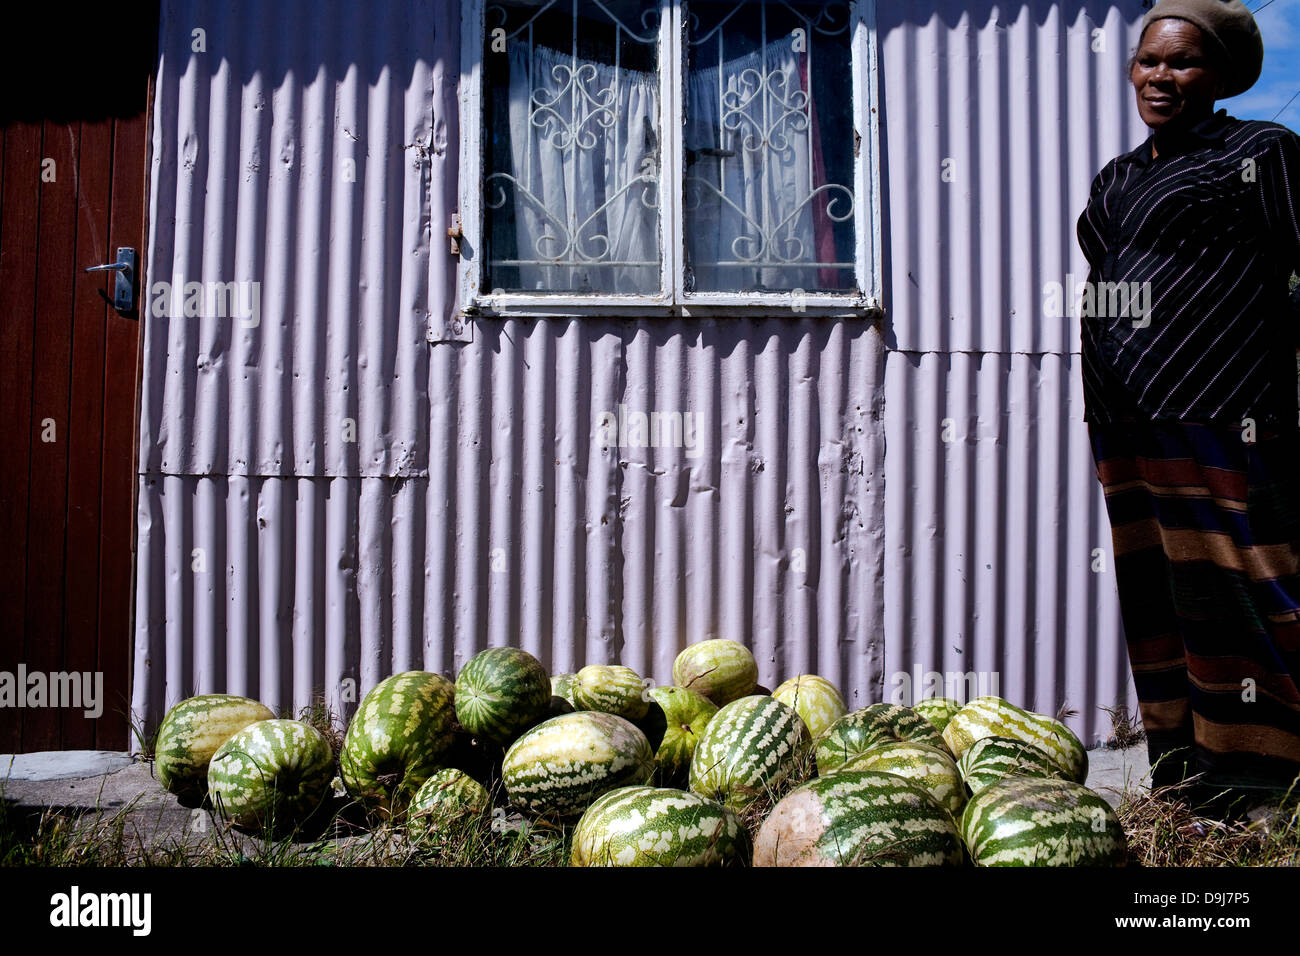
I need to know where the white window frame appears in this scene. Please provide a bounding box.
[453,0,883,321]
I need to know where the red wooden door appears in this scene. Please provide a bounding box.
[0,11,157,752]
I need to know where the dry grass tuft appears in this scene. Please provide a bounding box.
[291,695,346,759]
[1117,782,1300,867]
[1100,704,1146,750]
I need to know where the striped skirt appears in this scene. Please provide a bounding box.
[1089,420,1300,793]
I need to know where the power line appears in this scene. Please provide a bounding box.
[1273,89,1300,121]
[1251,0,1292,120]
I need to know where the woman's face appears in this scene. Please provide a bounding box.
[1131,19,1224,131]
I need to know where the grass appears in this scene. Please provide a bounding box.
[1116,782,1300,867]
[1100,703,1146,750]
[0,773,570,868]
[8,777,1300,867]
[287,695,346,761]
[5,706,1299,866]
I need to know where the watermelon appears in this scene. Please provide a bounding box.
[572,664,650,720]
[339,671,457,818]
[958,736,1071,797]
[838,741,966,818]
[961,778,1126,866]
[754,770,965,867]
[637,685,718,784]
[454,647,550,745]
[571,786,748,867]
[551,674,578,706]
[153,694,276,803]
[772,675,846,739]
[943,697,1087,782]
[816,704,950,774]
[673,640,758,706]
[408,768,490,839]
[912,697,962,735]
[207,719,334,834]
[689,695,810,813]
[501,711,655,817]
[547,695,575,718]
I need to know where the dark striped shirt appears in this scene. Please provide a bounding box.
[1076,110,1300,427]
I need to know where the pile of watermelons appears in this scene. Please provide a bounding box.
[151,639,1126,866]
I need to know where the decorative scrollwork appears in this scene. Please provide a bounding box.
[690,0,852,46]
[793,0,852,36]
[488,170,658,265]
[530,63,619,151]
[490,0,659,43]
[721,66,811,154]
[686,177,854,266]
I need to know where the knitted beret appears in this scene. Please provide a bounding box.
[1140,0,1264,98]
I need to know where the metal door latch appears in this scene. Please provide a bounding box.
[447,214,463,256]
[85,247,136,313]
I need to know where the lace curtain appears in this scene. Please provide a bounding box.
[499,42,660,294]
[493,34,835,294]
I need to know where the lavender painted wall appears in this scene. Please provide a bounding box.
[134,0,1150,745]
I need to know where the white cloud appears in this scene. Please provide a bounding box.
[1255,0,1300,50]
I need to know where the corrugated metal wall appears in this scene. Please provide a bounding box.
[878,1,1147,741]
[134,0,886,732]
[134,0,1149,746]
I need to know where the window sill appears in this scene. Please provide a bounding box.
[459,293,882,321]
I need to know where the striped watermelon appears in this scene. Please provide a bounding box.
[673,639,758,706]
[754,770,965,867]
[943,697,1087,783]
[454,647,550,745]
[838,741,966,818]
[638,685,718,784]
[207,719,334,833]
[958,736,1071,797]
[571,786,748,867]
[339,671,457,817]
[961,778,1126,866]
[408,768,490,839]
[772,675,846,740]
[912,697,962,735]
[689,695,810,812]
[154,694,275,803]
[551,674,578,706]
[572,664,650,720]
[502,711,655,817]
[816,704,950,774]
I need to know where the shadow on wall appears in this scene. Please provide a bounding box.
[132,310,888,735]
[872,0,1147,353]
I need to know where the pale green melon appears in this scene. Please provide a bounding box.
[154,694,276,803]
[673,640,759,706]
[772,675,847,740]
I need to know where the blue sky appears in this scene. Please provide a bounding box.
[1228,0,1300,126]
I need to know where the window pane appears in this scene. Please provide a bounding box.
[684,0,856,293]
[484,0,662,295]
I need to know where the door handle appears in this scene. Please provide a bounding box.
[85,247,136,313]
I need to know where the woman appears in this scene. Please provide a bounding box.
[1078,0,1300,812]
